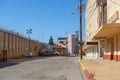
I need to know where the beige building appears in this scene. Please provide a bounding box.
[57,35,78,56]
[68,35,77,56]
[85,0,120,61]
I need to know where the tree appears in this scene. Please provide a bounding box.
[48,36,54,45]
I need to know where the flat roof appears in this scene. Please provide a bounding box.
[58,37,67,40]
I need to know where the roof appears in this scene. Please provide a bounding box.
[53,45,65,49]
[58,37,67,40]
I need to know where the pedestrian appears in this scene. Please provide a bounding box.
[68,52,70,56]
[75,52,76,57]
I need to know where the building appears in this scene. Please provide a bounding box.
[57,37,67,48]
[68,34,78,56]
[57,37,68,55]
[53,45,65,56]
[56,35,78,56]
[85,0,120,61]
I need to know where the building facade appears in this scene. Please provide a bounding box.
[53,45,65,56]
[57,35,78,56]
[85,0,120,61]
[57,37,68,55]
[57,37,67,48]
[68,35,77,56]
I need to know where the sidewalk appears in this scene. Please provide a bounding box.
[81,58,120,80]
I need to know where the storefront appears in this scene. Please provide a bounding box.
[93,23,120,61]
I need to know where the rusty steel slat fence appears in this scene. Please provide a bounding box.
[0,50,7,62]
[0,27,43,61]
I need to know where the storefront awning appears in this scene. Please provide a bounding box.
[93,23,120,40]
[83,41,98,49]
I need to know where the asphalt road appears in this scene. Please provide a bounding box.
[0,57,85,80]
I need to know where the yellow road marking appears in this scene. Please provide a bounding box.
[77,59,86,70]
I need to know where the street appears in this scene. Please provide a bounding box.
[0,57,85,80]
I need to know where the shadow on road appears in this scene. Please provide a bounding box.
[0,57,51,69]
[0,62,18,68]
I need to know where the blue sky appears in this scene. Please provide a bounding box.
[0,0,86,43]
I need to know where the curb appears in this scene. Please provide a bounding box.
[77,59,94,80]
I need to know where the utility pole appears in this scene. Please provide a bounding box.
[75,30,79,56]
[70,0,84,59]
[80,0,83,59]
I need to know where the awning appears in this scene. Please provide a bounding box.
[53,45,65,49]
[93,23,120,40]
[83,45,95,50]
[83,41,98,49]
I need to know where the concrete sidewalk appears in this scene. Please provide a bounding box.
[81,59,120,80]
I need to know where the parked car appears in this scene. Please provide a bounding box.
[39,51,59,56]
[25,52,33,58]
[43,51,54,56]
[53,51,59,56]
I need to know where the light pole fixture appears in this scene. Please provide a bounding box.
[26,29,32,52]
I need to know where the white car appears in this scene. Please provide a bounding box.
[25,52,33,58]
[43,51,54,56]
[53,51,59,56]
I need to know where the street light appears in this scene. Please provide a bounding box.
[26,29,32,52]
